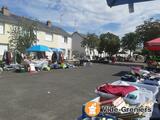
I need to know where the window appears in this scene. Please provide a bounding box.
[0,44,8,56]
[64,36,68,43]
[45,33,53,41]
[0,23,4,34]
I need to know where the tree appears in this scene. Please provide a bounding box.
[99,32,120,57]
[97,35,106,54]
[135,18,160,44]
[121,32,138,55]
[9,19,38,53]
[81,33,99,56]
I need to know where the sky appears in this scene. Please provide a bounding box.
[0,0,160,36]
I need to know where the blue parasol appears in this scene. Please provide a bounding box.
[26,45,52,52]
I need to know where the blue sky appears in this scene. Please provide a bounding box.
[0,0,160,36]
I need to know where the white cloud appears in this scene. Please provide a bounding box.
[4,0,160,36]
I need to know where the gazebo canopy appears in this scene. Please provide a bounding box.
[145,38,160,51]
[147,38,160,45]
[26,45,52,52]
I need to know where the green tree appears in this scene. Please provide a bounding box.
[9,19,38,53]
[135,18,160,44]
[99,32,120,57]
[81,33,99,56]
[121,32,138,55]
[97,35,105,54]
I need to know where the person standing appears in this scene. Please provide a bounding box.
[59,52,64,64]
[6,51,12,65]
[51,52,57,63]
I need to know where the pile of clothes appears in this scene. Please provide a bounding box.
[50,62,76,69]
[31,60,49,71]
[121,67,160,87]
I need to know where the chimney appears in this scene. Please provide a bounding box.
[1,6,10,16]
[46,20,52,27]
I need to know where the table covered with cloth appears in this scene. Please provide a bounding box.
[31,60,48,69]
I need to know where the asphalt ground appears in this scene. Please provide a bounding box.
[0,63,158,120]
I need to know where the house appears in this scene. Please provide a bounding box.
[71,32,86,58]
[0,6,72,60]
[72,32,99,60]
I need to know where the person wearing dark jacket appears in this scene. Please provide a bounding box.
[51,52,57,63]
[3,51,12,65]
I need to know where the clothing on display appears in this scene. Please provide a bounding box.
[97,84,137,97]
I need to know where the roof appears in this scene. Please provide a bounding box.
[72,32,87,39]
[0,11,70,37]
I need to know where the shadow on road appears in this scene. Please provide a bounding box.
[112,71,129,77]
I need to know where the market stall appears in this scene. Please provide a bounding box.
[145,38,160,69]
[25,45,52,72]
[78,66,160,120]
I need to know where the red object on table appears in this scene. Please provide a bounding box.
[97,84,137,97]
[100,97,117,105]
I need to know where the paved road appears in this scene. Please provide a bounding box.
[114,62,146,67]
[0,64,130,120]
